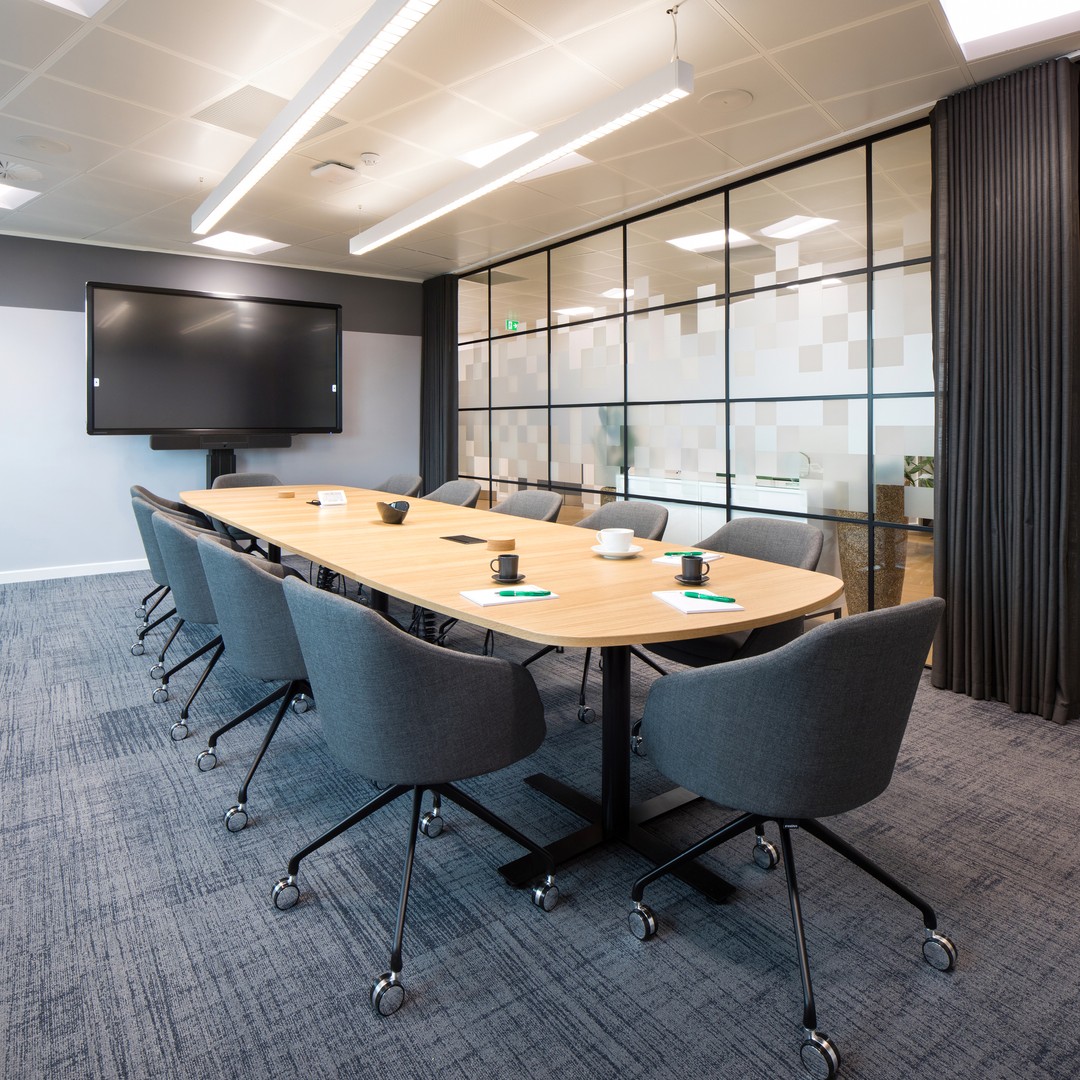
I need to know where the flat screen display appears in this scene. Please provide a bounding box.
[86,283,342,436]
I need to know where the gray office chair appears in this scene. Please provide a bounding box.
[196,536,312,832]
[422,479,481,507]
[644,516,825,670]
[130,485,210,627]
[378,473,423,498]
[523,499,669,722]
[627,597,953,1079]
[209,471,282,552]
[277,578,558,1016]
[489,489,563,522]
[151,513,236,741]
[129,495,179,658]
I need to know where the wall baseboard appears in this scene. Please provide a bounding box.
[0,559,149,585]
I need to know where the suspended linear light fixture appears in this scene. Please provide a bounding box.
[349,58,694,256]
[192,0,440,236]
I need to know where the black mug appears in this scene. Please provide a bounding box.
[491,553,520,580]
[680,554,709,583]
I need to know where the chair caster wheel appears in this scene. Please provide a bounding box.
[630,734,645,756]
[291,694,312,714]
[169,720,188,741]
[371,973,405,1016]
[272,877,300,910]
[532,880,559,912]
[753,835,779,869]
[131,641,145,656]
[419,811,444,838]
[922,930,957,971]
[577,706,595,723]
[224,805,248,832]
[196,749,217,771]
[149,663,165,680]
[152,686,169,704]
[799,1030,840,1079]
[628,903,657,941]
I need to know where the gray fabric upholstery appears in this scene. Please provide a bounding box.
[210,472,282,489]
[197,537,307,684]
[576,500,668,541]
[489,490,563,522]
[209,472,282,545]
[642,598,944,820]
[423,479,481,507]
[282,578,545,786]
[130,485,210,529]
[378,474,423,497]
[131,496,176,586]
[151,513,232,627]
[646,516,825,668]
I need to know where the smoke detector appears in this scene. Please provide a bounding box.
[310,161,356,183]
[359,151,380,167]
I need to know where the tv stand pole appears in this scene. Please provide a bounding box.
[206,449,236,488]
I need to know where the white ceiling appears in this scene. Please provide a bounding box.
[1,0,1078,282]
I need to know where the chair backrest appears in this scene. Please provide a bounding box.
[282,577,545,785]
[152,512,232,626]
[378,473,423,497]
[642,597,944,820]
[490,489,563,522]
[130,485,210,529]
[197,537,307,683]
[423,479,482,507]
[576,500,668,541]
[210,472,282,489]
[698,516,823,571]
[131,496,174,586]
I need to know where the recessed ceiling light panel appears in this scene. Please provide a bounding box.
[939,0,1080,59]
[0,181,41,210]
[193,232,289,255]
[667,228,752,252]
[759,216,837,240]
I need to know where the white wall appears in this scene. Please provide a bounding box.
[0,305,420,582]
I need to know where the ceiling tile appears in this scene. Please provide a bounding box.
[489,0,646,41]
[6,77,168,145]
[323,62,438,126]
[49,172,177,216]
[104,0,329,77]
[601,136,740,192]
[703,106,839,168]
[774,7,957,100]
[389,0,545,87]
[821,70,957,131]
[88,150,210,197]
[0,61,30,99]
[371,92,516,158]
[717,0,914,50]
[45,29,236,114]
[133,119,252,172]
[0,0,83,69]
[562,3,755,84]
[0,112,117,172]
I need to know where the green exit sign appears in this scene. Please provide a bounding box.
[505,319,519,331]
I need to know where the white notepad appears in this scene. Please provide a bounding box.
[460,588,559,607]
[653,590,745,614]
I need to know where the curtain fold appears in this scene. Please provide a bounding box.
[931,58,1080,722]
[419,274,459,494]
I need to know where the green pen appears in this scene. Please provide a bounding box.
[497,588,551,597]
[683,591,736,603]
[665,550,704,557]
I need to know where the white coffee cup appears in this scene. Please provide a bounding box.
[597,527,634,552]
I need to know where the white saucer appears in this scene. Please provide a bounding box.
[591,544,643,560]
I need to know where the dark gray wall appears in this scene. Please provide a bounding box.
[0,234,421,334]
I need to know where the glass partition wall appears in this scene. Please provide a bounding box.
[457,124,933,612]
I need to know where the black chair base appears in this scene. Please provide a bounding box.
[270,780,559,1016]
[629,813,956,1079]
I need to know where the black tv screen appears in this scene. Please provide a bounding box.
[86,283,342,437]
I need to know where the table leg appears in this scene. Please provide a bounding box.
[498,644,733,901]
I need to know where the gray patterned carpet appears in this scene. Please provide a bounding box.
[1,569,1078,1079]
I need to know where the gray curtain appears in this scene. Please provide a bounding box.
[419,274,459,493]
[931,58,1080,723]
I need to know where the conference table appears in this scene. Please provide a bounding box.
[181,483,844,898]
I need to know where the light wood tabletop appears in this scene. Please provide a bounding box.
[182,481,847,895]
[180,483,843,650]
